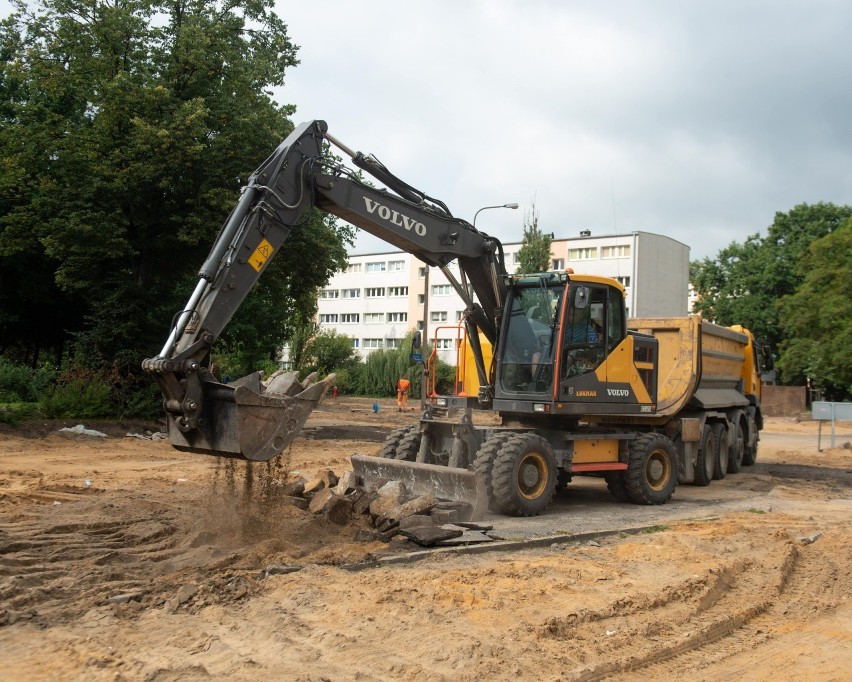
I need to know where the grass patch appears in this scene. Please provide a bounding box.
[639,524,669,534]
[747,508,767,514]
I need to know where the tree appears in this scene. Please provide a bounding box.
[303,329,357,377]
[776,218,852,399]
[516,202,552,273]
[0,1,352,402]
[691,203,852,349]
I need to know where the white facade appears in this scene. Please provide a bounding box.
[312,230,689,362]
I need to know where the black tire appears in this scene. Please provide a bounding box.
[711,423,728,480]
[473,433,513,511]
[742,418,758,466]
[395,426,421,462]
[728,420,745,473]
[605,471,630,502]
[379,426,410,459]
[625,433,677,505]
[693,426,715,487]
[491,433,557,517]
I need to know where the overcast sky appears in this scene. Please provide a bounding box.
[4,1,851,260]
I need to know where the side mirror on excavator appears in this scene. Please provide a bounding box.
[412,331,422,349]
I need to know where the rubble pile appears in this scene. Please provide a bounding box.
[281,467,497,548]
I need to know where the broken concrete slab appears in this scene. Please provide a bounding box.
[283,495,309,511]
[435,530,494,546]
[376,493,437,531]
[368,480,406,518]
[399,525,464,547]
[333,470,357,495]
[353,491,378,516]
[308,487,334,514]
[260,563,302,579]
[323,495,353,525]
[398,514,434,530]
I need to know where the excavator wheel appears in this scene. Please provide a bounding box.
[605,471,630,502]
[395,426,421,462]
[473,432,513,512]
[491,433,557,517]
[693,426,715,487]
[379,426,411,459]
[711,423,729,480]
[625,433,677,505]
[728,419,746,473]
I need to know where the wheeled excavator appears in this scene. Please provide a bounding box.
[144,120,763,518]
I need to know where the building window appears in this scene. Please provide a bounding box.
[552,258,564,270]
[387,312,408,322]
[386,338,402,349]
[601,245,631,258]
[363,338,383,349]
[430,311,448,322]
[366,261,386,273]
[431,284,451,296]
[614,275,631,288]
[388,286,408,297]
[365,287,385,298]
[416,321,424,331]
[320,289,339,299]
[388,260,405,271]
[341,288,360,299]
[340,313,360,323]
[455,311,464,322]
[436,339,453,350]
[365,313,384,323]
[351,338,360,349]
[418,267,427,278]
[418,294,425,304]
[318,314,338,324]
[346,263,362,274]
[568,247,598,260]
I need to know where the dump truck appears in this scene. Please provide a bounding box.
[143,120,764,517]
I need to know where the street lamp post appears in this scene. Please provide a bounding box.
[472,202,519,228]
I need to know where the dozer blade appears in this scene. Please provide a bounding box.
[350,454,488,521]
[168,375,332,461]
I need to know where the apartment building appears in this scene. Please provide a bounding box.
[311,230,689,362]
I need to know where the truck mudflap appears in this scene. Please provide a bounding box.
[167,372,333,461]
[350,454,488,521]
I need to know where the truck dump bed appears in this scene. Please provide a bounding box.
[628,316,750,416]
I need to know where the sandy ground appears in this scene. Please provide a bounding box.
[0,399,850,681]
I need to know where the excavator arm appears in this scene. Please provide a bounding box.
[142,120,506,461]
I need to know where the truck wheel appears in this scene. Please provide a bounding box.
[605,471,630,502]
[728,420,745,473]
[473,433,513,511]
[742,419,758,466]
[491,433,557,517]
[625,433,677,504]
[693,427,715,487]
[711,423,728,480]
[395,426,421,462]
[379,426,410,459]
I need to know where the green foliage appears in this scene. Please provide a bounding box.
[776,219,852,398]
[303,329,358,377]
[692,202,852,398]
[0,0,352,414]
[0,357,55,402]
[39,374,113,419]
[0,402,41,425]
[516,203,552,274]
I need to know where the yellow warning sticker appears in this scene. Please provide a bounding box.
[248,239,274,272]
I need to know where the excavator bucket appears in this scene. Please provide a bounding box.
[167,372,333,461]
[350,454,488,521]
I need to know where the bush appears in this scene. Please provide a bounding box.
[0,402,41,425]
[40,375,114,419]
[0,358,56,402]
